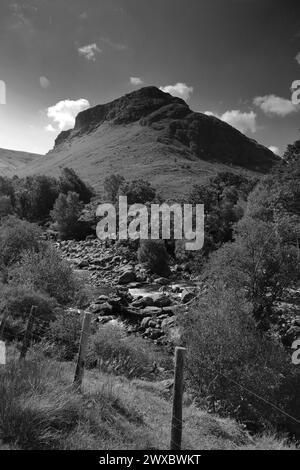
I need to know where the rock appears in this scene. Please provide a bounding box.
[118,271,136,285]
[96,315,114,324]
[162,306,175,316]
[181,290,195,304]
[140,306,162,316]
[78,259,89,268]
[140,317,152,329]
[144,328,164,340]
[154,277,170,286]
[90,302,113,315]
[95,295,110,304]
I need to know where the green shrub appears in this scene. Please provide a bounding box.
[51,191,84,240]
[46,309,83,361]
[14,175,59,222]
[0,216,43,267]
[8,246,79,305]
[204,216,299,327]
[59,168,94,204]
[104,174,125,203]
[138,240,170,277]
[87,324,164,379]
[181,285,300,436]
[0,285,58,341]
[118,179,156,205]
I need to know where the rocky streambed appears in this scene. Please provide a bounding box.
[57,238,202,345]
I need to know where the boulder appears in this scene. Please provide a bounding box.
[140,317,152,329]
[118,271,136,285]
[140,306,162,316]
[154,277,170,286]
[181,290,195,304]
[90,302,113,315]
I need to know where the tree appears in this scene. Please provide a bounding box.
[205,216,299,328]
[59,168,94,203]
[51,192,84,239]
[118,179,156,205]
[138,239,170,277]
[14,175,59,222]
[283,138,300,163]
[104,174,125,203]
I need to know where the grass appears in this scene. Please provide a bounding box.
[0,348,297,450]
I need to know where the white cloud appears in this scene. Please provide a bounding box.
[253,94,299,117]
[268,146,280,156]
[46,99,90,131]
[295,52,300,65]
[130,77,144,86]
[39,76,50,89]
[78,43,101,61]
[45,124,56,132]
[205,109,257,134]
[159,82,194,101]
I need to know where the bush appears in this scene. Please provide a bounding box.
[138,240,170,277]
[14,175,59,222]
[46,309,83,361]
[59,168,94,204]
[118,179,156,205]
[0,285,58,341]
[51,192,84,240]
[8,246,80,305]
[104,174,125,203]
[181,285,300,436]
[87,324,164,379]
[0,216,43,267]
[204,216,299,327]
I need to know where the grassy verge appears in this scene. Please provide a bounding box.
[0,351,297,450]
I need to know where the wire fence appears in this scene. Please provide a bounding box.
[0,304,300,449]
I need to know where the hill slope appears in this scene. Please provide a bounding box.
[0,148,41,177]
[15,87,279,198]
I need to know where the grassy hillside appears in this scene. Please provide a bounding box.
[0,148,41,177]
[0,351,296,451]
[16,123,259,199]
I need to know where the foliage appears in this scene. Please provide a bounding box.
[186,172,255,257]
[138,239,170,277]
[104,174,125,203]
[204,216,299,327]
[59,167,94,204]
[14,175,59,222]
[87,324,167,379]
[118,179,156,205]
[0,285,58,341]
[182,286,300,436]
[8,246,79,305]
[46,309,83,361]
[0,216,43,267]
[51,192,84,240]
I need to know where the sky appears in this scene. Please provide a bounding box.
[0,0,300,155]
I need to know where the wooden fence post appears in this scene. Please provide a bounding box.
[170,346,186,451]
[74,312,91,389]
[0,307,9,340]
[19,306,36,360]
